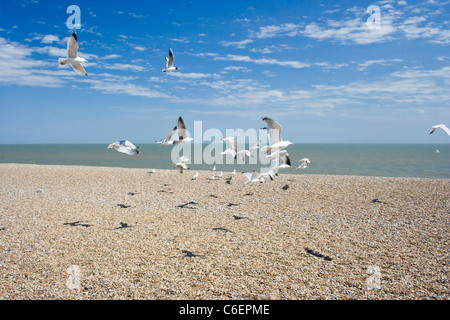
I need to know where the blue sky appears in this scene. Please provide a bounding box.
[0,0,449,144]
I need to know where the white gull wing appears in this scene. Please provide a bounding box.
[262,117,282,145]
[222,137,237,153]
[167,48,175,68]
[430,124,450,136]
[175,162,189,173]
[177,116,187,140]
[67,32,79,58]
[70,62,87,75]
[156,126,177,144]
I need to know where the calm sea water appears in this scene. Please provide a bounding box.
[0,144,449,179]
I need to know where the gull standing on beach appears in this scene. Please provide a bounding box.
[162,48,180,72]
[58,31,88,76]
[108,140,139,155]
[430,124,450,136]
[192,172,199,180]
[226,169,236,181]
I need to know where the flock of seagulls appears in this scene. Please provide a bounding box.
[59,32,447,181]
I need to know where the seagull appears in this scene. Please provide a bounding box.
[108,140,139,155]
[266,149,289,160]
[156,126,177,146]
[58,31,88,76]
[297,158,311,170]
[175,162,189,173]
[262,117,294,150]
[242,171,264,184]
[147,169,156,173]
[258,167,278,181]
[277,152,292,168]
[250,140,262,150]
[211,166,216,172]
[226,169,236,181]
[192,172,199,180]
[221,136,254,161]
[177,155,189,163]
[173,117,193,144]
[162,48,180,72]
[430,124,450,136]
[37,188,43,193]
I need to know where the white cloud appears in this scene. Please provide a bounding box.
[214,54,311,69]
[167,72,215,79]
[41,35,59,44]
[220,39,254,48]
[252,23,303,38]
[102,54,121,60]
[104,63,146,72]
[357,58,403,71]
[133,46,146,51]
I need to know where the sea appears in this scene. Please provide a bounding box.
[0,143,449,179]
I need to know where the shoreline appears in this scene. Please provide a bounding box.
[1,162,448,181]
[1,163,449,299]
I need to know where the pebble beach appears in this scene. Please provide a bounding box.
[0,163,448,300]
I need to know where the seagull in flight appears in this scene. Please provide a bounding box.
[261,117,294,150]
[242,171,264,184]
[430,124,450,136]
[108,140,139,155]
[297,158,311,170]
[175,162,189,173]
[221,136,253,161]
[174,117,193,144]
[58,31,88,76]
[156,126,177,146]
[162,48,180,72]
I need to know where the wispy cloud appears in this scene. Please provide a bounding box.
[103,63,146,72]
[357,58,403,71]
[220,39,254,48]
[214,54,311,69]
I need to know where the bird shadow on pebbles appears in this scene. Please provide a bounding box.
[305,247,332,261]
[212,227,234,233]
[63,221,92,228]
[181,250,204,258]
[176,201,198,209]
[116,204,131,208]
[113,222,132,230]
[233,215,251,221]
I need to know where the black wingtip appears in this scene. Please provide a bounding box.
[71,32,78,42]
